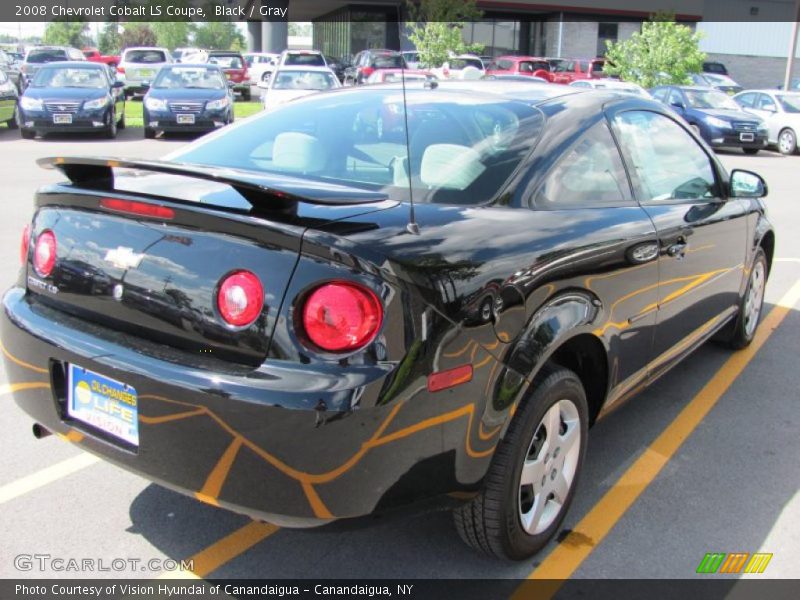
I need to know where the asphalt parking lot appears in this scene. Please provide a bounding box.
[0,125,798,585]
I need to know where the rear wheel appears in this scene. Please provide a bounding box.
[778,128,797,155]
[453,365,588,560]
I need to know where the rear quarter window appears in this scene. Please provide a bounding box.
[125,50,167,63]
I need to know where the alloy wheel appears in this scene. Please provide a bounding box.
[744,260,765,338]
[518,399,581,535]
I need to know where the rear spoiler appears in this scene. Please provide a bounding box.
[37,156,389,209]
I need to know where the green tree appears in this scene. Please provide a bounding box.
[98,23,122,55]
[151,22,192,50]
[120,23,158,49]
[43,21,90,48]
[193,22,244,51]
[405,0,484,68]
[603,14,706,88]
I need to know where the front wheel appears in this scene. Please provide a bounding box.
[726,248,768,349]
[104,110,117,139]
[117,111,125,130]
[8,105,19,129]
[453,365,588,560]
[778,128,797,155]
[20,128,35,139]
[144,127,156,139]
[742,148,760,155]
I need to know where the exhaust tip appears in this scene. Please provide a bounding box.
[32,423,51,439]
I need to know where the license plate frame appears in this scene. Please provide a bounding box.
[52,113,72,125]
[67,364,139,447]
[740,132,755,142]
[177,113,195,125]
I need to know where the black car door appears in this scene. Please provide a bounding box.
[611,109,748,379]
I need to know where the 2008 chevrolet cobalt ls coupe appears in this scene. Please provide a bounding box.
[3,82,773,560]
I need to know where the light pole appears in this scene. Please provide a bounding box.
[784,0,800,90]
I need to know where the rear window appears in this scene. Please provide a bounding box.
[170,90,544,206]
[370,54,404,69]
[450,58,483,70]
[124,50,167,64]
[208,55,244,69]
[27,49,68,63]
[271,70,337,90]
[591,61,605,72]
[284,53,325,67]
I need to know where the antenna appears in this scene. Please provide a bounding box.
[399,5,420,235]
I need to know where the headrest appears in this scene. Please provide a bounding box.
[420,144,485,191]
[272,132,327,173]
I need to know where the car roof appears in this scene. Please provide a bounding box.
[208,50,242,55]
[374,79,580,103]
[274,66,335,72]
[164,63,222,69]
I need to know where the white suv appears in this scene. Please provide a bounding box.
[119,47,172,96]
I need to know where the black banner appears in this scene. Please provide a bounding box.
[3,579,800,600]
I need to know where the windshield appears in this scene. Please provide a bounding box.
[170,90,544,205]
[450,58,483,70]
[31,67,106,88]
[284,53,325,67]
[777,94,800,113]
[153,67,226,89]
[27,49,68,63]
[271,70,337,91]
[685,89,740,110]
[208,55,243,69]
[124,50,167,64]
[370,54,404,68]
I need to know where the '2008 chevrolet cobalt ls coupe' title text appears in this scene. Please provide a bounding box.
[3,82,773,560]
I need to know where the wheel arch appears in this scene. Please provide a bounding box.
[759,229,775,276]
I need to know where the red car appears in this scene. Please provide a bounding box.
[485,56,551,80]
[206,51,251,100]
[547,58,608,84]
[82,47,120,68]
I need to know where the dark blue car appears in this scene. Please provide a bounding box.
[142,64,234,139]
[17,61,125,139]
[651,85,767,154]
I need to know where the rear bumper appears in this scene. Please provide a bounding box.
[1,287,468,526]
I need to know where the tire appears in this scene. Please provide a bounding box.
[144,127,156,139]
[104,110,117,139]
[21,128,35,139]
[241,88,251,102]
[8,105,19,129]
[261,72,271,83]
[690,124,701,136]
[117,111,125,130]
[777,128,797,155]
[743,148,759,155]
[453,365,588,560]
[725,248,768,350]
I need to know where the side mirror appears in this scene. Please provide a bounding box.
[141,81,150,90]
[729,169,767,198]
[112,80,124,89]
[670,100,685,110]
[228,80,236,88]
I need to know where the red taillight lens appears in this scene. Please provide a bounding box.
[20,224,30,266]
[302,282,383,352]
[33,230,56,277]
[361,66,375,78]
[217,270,264,327]
[116,66,125,74]
[101,198,174,220]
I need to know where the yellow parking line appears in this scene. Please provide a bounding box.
[0,453,100,505]
[513,280,800,596]
[159,520,279,579]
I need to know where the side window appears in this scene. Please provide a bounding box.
[579,61,590,72]
[758,94,777,112]
[668,89,684,107]
[614,111,718,204]
[736,93,755,108]
[532,121,632,209]
[651,88,668,102]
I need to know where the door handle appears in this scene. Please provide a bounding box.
[666,237,688,258]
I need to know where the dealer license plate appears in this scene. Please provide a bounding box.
[52,114,72,124]
[67,364,139,446]
[740,132,755,142]
[177,114,195,124]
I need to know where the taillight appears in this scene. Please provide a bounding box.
[33,230,56,278]
[20,224,30,266]
[361,66,375,78]
[101,198,174,219]
[116,66,125,74]
[217,270,264,327]
[301,282,383,352]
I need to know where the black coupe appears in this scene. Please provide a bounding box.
[3,82,773,560]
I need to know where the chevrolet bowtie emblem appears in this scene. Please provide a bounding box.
[104,247,144,270]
